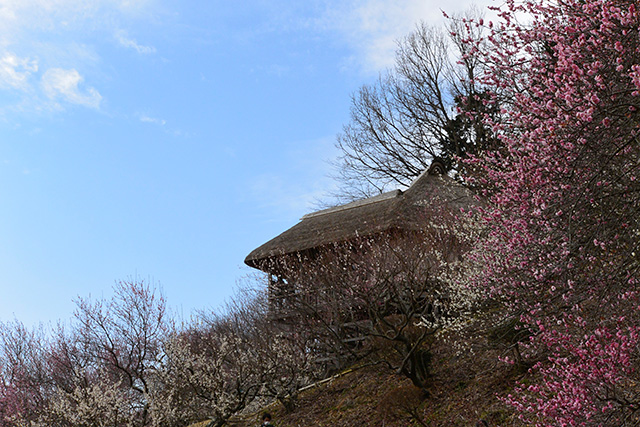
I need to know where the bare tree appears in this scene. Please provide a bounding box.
[333,10,494,202]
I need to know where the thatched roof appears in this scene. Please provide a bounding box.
[244,169,476,271]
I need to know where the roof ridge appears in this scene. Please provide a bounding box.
[301,189,403,220]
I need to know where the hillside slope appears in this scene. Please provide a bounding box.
[198,328,526,427]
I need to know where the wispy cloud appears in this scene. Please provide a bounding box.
[0,53,38,90]
[137,112,190,137]
[138,113,166,126]
[0,0,155,114]
[41,68,102,109]
[317,0,491,73]
[116,30,157,54]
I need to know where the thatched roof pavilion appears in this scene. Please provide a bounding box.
[245,164,477,273]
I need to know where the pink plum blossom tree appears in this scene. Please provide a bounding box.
[471,0,640,424]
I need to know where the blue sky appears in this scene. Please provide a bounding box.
[0,0,493,326]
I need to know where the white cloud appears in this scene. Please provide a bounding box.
[0,53,38,90]
[318,0,494,73]
[0,0,155,114]
[116,30,157,54]
[139,114,166,126]
[41,68,102,109]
